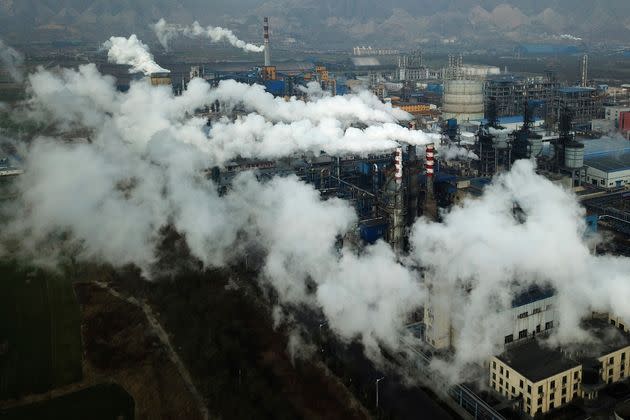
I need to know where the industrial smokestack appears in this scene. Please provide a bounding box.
[407,145,419,226]
[390,147,405,251]
[263,17,271,66]
[423,143,437,220]
[581,54,588,87]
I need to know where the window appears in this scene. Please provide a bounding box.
[527,397,531,405]
[550,402,554,409]
[622,352,626,361]
[528,385,532,394]
[518,311,528,319]
[520,379,524,388]
[621,371,625,378]
[537,397,542,406]
[562,388,566,395]
[561,397,566,404]
[492,361,496,369]
[504,334,513,344]
[609,368,613,376]
[550,392,555,400]
[512,386,516,394]
[573,371,579,379]
[492,373,496,380]
[573,383,578,390]
[573,391,577,398]
[622,364,625,371]
[519,329,527,339]
[562,376,567,384]
[612,319,617,326]
[500,378,503,385]
[621,323,626,330]
[610,357,614,364]
[545,321,554,330]
[533,307,541,314]
[492,381,496,388]
[538,385,543,394]
[506,370,510,378]
[500,366,504,374]
[550,380,555,389]
[536,324,541,333]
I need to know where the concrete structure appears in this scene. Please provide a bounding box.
[442,79,484,121]
[605,106,630,127]
[490,317,630,417]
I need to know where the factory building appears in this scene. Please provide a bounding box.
[424,286,559,352]
[484,74,558,119]
[555,87,603,131]
[584,151,630,188]
[149,72,172,86]
[490,316,630,417]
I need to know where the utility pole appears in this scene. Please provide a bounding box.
[376,376,385,409]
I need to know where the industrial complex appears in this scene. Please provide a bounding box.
[2,14,630,420]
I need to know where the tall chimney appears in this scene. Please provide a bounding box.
[263,17,271,66]
[423,143,438,220]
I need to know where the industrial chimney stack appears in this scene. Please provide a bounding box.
[263,17,271,67]
[423,143,438,220]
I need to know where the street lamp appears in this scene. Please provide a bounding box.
[319,321,328,353]
[376,376,385,409]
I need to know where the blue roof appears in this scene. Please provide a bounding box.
[558,86,595,94]
[511,286,555,308]
[585,150,630,173]
[475,115,543,124]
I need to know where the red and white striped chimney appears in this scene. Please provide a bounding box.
[425,143,435,177]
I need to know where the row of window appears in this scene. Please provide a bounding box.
[504,322,554,344]
[517,307,543,319]
[610,319,627,330]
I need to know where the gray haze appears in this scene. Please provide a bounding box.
[0,1,629,47]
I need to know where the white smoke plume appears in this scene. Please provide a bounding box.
[102,35,170,75]
[0,39,24,82]
[209,79,413,125]
[557,34,582,41]
[297,81,329,99]
[439,144,479,161]
[410,159,630,380]
[5,57,630,392]
[154,18,264,53]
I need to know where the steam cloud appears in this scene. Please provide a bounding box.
[103,35,170,75]
[0,39,24,82]
[3,36,630,389]
[154,18,264,53]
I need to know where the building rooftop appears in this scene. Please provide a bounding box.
[498,340,580,383]
[584,150,630,173]
[558,86,596,94]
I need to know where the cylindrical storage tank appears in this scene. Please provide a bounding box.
[565,142,585,169]
[493,130,509,149]
[442,80,484,121]
[529,138,543,157]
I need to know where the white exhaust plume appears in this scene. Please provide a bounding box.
[209,79,412,124]
[102,35,170,75]
[410,159,630,381]
[6,60,630,390]
[0,39,24,82]
[154,18,264,53]
[439,144,479,161]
